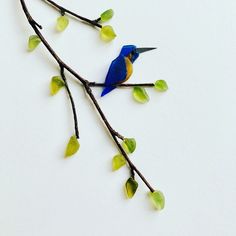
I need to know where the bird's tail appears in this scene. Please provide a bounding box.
[101,86,116,97]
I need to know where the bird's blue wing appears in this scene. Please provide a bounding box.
[104,55,127,86]
[101,55,127,97]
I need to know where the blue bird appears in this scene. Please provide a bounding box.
[101,45,156,97]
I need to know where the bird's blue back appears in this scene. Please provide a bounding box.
[101,55,128,96]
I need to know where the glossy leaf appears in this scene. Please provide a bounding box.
[100,25,116,42]
[125,177,138,199]
[122,143,129,154]
[132,87,150,103]
[149,190,165,210]
[65,135,80,158]
[56,15,69,32]
[28,35,41,52]
[50,76,65,95]
[123,138,136,154]
[112,154,126,171]
[155,80,168,92]
[100,9,114,22]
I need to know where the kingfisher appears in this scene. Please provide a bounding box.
[101,45,156,97]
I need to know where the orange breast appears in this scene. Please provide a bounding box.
[124,57,133,82]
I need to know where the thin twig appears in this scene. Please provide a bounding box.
[94,17,101,23]
[60,66,80,139]
[89,82,155,87]
[20,0,155,193]
[42,0,102,28]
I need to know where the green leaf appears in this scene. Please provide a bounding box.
[125,177,138,199]
[122,142,130,154]
[149,190,165,210]
[123,138,136,154]
[56,15,69,32]
[155,80,168,92]
[100,9,114,22]
[50,76,65,95]
[65,135,80,158]
[100,25,116,42]
[28,35,41,52]
[112,154,126,171]
[132,87,150,103]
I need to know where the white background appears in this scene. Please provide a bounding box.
[1,0,236,235]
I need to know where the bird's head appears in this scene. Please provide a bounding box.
[120,45,156,63]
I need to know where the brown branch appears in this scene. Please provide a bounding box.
[42,0,102,28]
[19,0,155,193]
[60,66,80,139]
[89,82,155,87]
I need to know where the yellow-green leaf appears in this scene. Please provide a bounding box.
[112,154,126,171]
[125,177,138,199]
[65,135,80,158]
[155,80,168,92]
[50,76,65,95]
[149,190,165,210]
[56,15,69,32]
[28,35,41,52]
[132,87,150,104]
[123,138,136,154]
[100,9,114,22]
[100,25,116,42]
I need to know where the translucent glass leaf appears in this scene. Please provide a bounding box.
[56,15,69,32]
[28,35,41,52]
[155,80,168,92]
[50,76,65,95]
[112,154,126,171]
[132,87,150,103]
[149,191,165,210]
[125,177,138,199]
[65,135,80,158]
[122,143,130,154]
[100,25,116,42]
[123,138,136,154]
[100,9,114,22]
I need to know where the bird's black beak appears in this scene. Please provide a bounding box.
[135,47,157,54]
